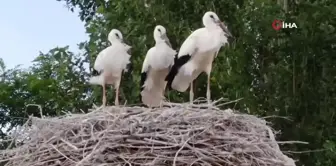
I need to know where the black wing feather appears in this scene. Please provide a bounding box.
[139,71,148,101]
[165,54,191,90]
[92,69,102,76]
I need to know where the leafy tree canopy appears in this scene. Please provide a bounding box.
[1,0,335,165]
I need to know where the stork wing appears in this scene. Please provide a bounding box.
[140,48,155,92]
[177,28,205,58]
[165,29,205,86]
[141,48,155,73]
[93,48,108,72]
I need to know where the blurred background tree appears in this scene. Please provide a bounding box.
[1,0,335,165]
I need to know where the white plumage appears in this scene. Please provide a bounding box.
[140,25,176,107]
[165,11,233,104]
[89,29,131,106]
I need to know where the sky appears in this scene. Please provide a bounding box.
[0,0,88,69]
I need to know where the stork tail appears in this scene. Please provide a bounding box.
[89,75,104,85]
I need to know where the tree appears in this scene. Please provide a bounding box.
[57,0,336,165]
[0,46,91,132]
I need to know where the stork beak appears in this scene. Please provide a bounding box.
[121,40,132,54]
[216,20,233,38]
[161,33,172,48]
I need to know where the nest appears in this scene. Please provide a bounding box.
[0,99,299,166]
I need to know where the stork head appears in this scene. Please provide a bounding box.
[203,11,233,39]
[154,25,172,47]
[108,29,123,43]
[154,25,167,41]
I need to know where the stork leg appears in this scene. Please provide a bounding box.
[102,84,106,106]
[206,74,211,104]
[160,85,166,108]
[189,82,194,104]
[205,61,213,105]
[159,100,163,108]
[115,85,119,106]
[114,78,121,106]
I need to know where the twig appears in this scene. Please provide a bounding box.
[50,144,77,164]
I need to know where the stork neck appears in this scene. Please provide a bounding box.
[156,38,165,43]
[206,23,219,29]
[111,38,124,44]
[108,39,118,44]
[154,34,163,43]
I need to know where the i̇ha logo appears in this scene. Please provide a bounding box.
[272,19,297,30]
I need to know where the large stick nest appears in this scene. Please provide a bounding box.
[1,100,299,166]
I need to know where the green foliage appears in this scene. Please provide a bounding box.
[0,46,91,132]
[0,0,335,165]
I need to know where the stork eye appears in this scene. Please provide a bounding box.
[158,29,161,32]
[210,15,214,19]
[115,33,120,38]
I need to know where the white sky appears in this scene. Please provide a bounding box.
[0,0,88,69]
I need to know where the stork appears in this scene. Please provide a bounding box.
[165,11,233,104]
[140,25,176,107]
[89,29,132,106]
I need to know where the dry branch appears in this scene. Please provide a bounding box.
[0,99,301,166]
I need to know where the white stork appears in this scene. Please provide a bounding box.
[140,25,176,107]
[89,29,132,106]
[165,11,233,104]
